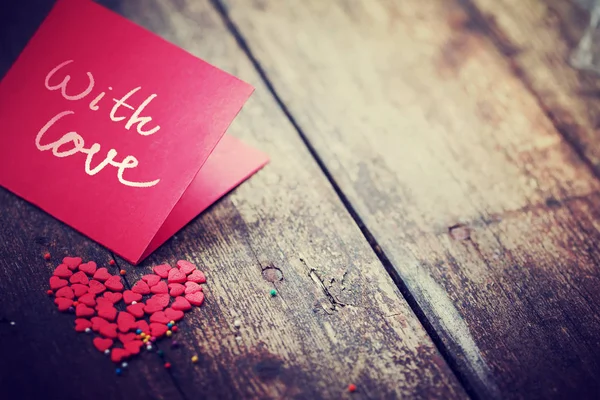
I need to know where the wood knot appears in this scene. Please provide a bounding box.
[449,224,471,241]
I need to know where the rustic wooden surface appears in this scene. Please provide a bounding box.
[2,0,600,398]
[219,0,600,398]
[0,0,465,399]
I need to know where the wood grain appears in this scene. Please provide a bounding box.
[462,0,600,177]
[0,0,466,398]
[219,0,600,398]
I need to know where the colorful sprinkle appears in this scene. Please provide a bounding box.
[164,362,171,369]
[233,319,241,328]
[109,260,116,266]
[121,362,128,368]
[348,384,357,393]
[47,290,54,296]
[44,253,51,260]
[146,345,153,351]
[172,326,178,332]
[166,330,172,337]
[9,321,15,326]
[270,289,277,297]
[104,349,110,355]
[136,329,142,334]
[85,328,91,333]
[191,355,198,363]
[115,368,122,376]
[119,269,126,276]
[157,350,164,357]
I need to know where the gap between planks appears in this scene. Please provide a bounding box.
[209,0,481,398]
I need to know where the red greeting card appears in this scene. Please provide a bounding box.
[0,0,268,264]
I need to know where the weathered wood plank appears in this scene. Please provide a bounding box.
[0,0,466,398]
[461,0,600,176]
[220,0,600,397]
[105,0,466,398]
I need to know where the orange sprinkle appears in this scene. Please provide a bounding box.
[119,269,126,276]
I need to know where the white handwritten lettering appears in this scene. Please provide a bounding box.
[36,110,160,188]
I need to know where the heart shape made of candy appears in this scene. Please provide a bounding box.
[47,256,206,365]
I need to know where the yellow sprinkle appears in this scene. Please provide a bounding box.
[191,355,198,363]
[169,320,175,325]
[166,330,173,337]
[143,338,149,343]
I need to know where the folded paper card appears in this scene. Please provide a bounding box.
[0,0,268,264]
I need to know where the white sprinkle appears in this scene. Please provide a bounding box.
[131,301,137,305]
[233,319,241,328]
[9,321,15,326]
[104,349,110,355]
[235,336,242,342]
[146,345,153,351]
[121,362,128,368]
[85,328,91,333]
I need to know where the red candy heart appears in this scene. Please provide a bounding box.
[123,290,142,305]
[97,305,117,321]
[171,296,191,311]
[124,340,143,355]
[153,264,171,278]
[177,260,197,275]
[150,311,170,324]
[93,337,113,352]
[126,303,145,318]
[117,312,136,333]
[187,270,206,283]
[184,282,202,294]
[76,304,95,318]
[150,281,168,294]
[105,276,124,292]
[91,317,109,332]
[55,286,74,299]
[88,280,106,295]
[69,271,89,285]
[142,274,161,287]
[151,294,170,308]
[143,302,165,314]
[149,323,168,337]
[135,320,149,333]
[167,268,187,284]
[78,293,96,307]
[74,318,92,332]
[63,257,82,270]
[168,283,185,297]
[164,307,184,322]
[53,264,73,278]
[71,284,89,297]
[103,292,123,304]
[185,292,205,306]
[132,280,151,295]
[99,323,118,339]
[118,333,137,344]
[92,268,112,282]
[49,276,68,290]
[110,347,129,363]
[55,297,73,312]
[79,261,97,275]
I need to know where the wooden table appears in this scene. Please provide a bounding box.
[1,0,600,398]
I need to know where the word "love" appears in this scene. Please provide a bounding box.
[36,60,160,188]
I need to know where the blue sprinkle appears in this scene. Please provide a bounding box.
[167,323,173,328]
[136,329,142,334]
[115,368,122,376]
